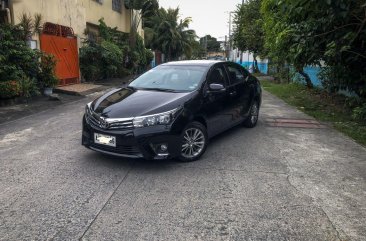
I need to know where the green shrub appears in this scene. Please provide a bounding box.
[79,43,103,81]
[38,54,59,88]
[345,96,362,109]
[0,80,21,99]
[100,40,124,77]
[0,23,47,99]
[145,49,154,66]
[80,41,125,81]
[317,66,348,93]
[80,19,153,81]
[0,24,41,82]
[352,104,366,123]
[116,67,132,78]
[18,75,40,98]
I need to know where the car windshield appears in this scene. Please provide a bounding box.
[129,65,206,92]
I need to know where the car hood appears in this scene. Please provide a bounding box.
[91,87,195,118]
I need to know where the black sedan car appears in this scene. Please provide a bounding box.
[82,60,261,162]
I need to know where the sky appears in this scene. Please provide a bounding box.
[157,0,242,41]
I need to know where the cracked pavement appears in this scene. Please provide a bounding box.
[0,90,365,240]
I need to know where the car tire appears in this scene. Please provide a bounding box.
[178,121,208,162]
[243,100,259,128]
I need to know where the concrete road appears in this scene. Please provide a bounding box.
[0,91,365,241]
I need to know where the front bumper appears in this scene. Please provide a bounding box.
[82,116,181,160]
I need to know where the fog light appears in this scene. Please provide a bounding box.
[160,144,168,152]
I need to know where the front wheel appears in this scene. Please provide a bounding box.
[243,100,259,128]
[178,122,208,162]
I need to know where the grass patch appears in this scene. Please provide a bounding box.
[261,80,366,146]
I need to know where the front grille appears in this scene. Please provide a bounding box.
[86,112,102,128]
[85,109,134,131]
[91,143,141,156]
[109,120,134,130]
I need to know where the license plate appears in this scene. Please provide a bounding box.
[94,133,116,147]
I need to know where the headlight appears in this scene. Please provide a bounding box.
[133,108,180,128]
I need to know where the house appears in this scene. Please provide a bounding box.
[0,0,142,85]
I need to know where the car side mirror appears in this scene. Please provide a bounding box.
[209,83,226,92]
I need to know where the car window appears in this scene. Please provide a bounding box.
[226,64,247,85]
[208,65,227,86]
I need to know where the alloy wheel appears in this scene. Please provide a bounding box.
[181,128,206,159]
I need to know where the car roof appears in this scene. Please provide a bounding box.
[161,60,224,67]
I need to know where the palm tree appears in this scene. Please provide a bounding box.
[146,7,197,61]
[127,0,159,48]
[18,13,43,41]
[176,18,196,59]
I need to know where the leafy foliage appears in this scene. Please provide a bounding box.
[247,0,366,122]
[0,21,59,99]
[261,0,366,92]
[80,18,153,81]
[79,40,126,81]
[0,11,60,99]
[0,24,41,81]
[190,40,206,59]
[233,0,265,72]
[352,103,366,123]
[128,0,159,49]
[0,80,21,99]
[199,35,221,53]
[262,80,366,145]
[18,12,43,40]
[18,75,41,98]
[38,54,59,88]
[145,7,197,61]
[124,0,154,10]
[79,43,102,82]
[101,40,124,77]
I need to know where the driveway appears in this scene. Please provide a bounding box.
[0,90,365,240]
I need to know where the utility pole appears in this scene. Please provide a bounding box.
[228,11,234,61]
[225,35,228,60]
[229,13,231,50]
[205,35,208,58]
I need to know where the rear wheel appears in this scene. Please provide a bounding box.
[178,122,208,162]
[243,100,259,128]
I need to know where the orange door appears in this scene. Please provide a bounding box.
[40,34,80,86]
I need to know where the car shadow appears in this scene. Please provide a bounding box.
[82,119,264,171]
[83,151,174,171]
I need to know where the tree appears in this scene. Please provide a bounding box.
[125,0,159,48]
[233,0,265,73]
[261,0,366,91]
[80,18,153,80]
[199,35,221,53]
[145,7,197,61]
[191,40,206,59]
[18,13,43,41]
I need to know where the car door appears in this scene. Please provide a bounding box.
[224,63,252,124]
[201,64,232,137]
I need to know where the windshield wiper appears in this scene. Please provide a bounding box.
[141,87,179,92]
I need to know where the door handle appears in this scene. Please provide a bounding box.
[229,91,237,96]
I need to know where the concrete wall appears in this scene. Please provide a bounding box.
[231,49,269,74]
[294,66,322,87]
[10,0,141,48]
[81,0,132,33]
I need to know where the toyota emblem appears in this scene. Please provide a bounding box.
[99,116,109,129]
